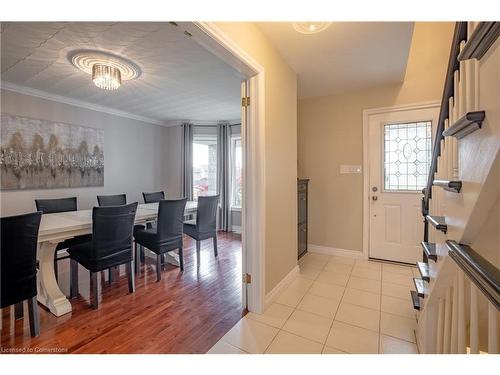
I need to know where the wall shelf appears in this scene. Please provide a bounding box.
[442,111,485,139]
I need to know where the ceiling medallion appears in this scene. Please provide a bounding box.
[292,22,332,35]
[68,50,141,91]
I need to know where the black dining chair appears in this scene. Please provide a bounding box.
[97,193,147,271]
[183,195,219,268]
[142,191,165,231]
[68,202,138,309]
[97,194,127,206]
[35,197,92,281]
[142,191,165,204]
[134,199,187,281]
[1,211,42,337]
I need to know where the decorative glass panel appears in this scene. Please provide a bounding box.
[384,121,432,191]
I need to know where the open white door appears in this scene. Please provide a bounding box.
[366,104,439,264]
[240,79,249,309]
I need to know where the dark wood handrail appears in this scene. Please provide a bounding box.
[446,240,500,310]
[422,22,468,219]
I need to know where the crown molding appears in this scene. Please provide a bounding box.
[1,81,165,126]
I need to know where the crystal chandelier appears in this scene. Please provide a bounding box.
[69,50,141,91]
[92,64,122,90]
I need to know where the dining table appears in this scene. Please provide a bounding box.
[36,201,198,317]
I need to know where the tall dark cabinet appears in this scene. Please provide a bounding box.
[298,179,309,259]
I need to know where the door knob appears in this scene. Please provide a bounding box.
[372,196,378,201]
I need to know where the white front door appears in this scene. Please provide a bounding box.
[367,105,439,264]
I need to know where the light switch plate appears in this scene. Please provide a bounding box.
[340,165,362,174]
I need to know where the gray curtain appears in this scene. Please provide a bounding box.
[181,123,193,200]
[217,121,231,231]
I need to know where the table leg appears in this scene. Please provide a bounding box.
[37,241,72,317]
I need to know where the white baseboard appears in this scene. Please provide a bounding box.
[231,225,241,234]
[264,264,300,310]
[308,244,364,259]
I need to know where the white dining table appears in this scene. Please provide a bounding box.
[36,201,197,317]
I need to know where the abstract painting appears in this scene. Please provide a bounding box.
[0,113,104,190]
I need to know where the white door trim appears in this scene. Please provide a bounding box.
[186,22,266,313]
[362,101,440,260]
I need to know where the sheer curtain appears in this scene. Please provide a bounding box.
[181,122,193,200]
[217,121,231,231]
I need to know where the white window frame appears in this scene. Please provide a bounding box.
[230,134,242,211]
[192,133,218,201]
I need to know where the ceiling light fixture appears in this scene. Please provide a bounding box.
[292,22,332,35]
[69,50,141,91]
[92,64,121,90]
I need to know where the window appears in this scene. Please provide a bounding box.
[384,121,432,191]
[230,136,242,209]
[192,135,218,200]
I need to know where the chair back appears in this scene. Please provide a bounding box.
[1,212,42,308]
[196,195,219,234]
[156,199,187,241]
[35,197,77,213]
[91,203,138,262]
[97,194,127,206]
[143,191,165,204]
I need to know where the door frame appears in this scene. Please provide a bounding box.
[183,22,266,313]
[362,101,440,260]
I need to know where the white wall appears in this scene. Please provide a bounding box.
[0,89,173,216]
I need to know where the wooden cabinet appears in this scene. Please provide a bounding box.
[298,179,309,259]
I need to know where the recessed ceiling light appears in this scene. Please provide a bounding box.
[69,50,141,91]
[292,22,332,35]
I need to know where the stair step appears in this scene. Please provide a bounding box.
[426,215,448,233]
[410,290,421,311]
[433,180,462,193]
[417,262,431,282]
[442,110,485,139]
[414,278,425,298]
[421,242,438,261]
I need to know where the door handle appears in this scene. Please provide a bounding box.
[372,196,378,201]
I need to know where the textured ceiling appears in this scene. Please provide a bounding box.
[0,22,243,124]
[258,22,414,98]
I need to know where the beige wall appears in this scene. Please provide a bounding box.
[0,89,172,216]
[215,23,298,293]
[297,22,454,252]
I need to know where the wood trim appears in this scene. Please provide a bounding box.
[458,22,500,61]
[442,110,485,139]
[263,265,299,310]
[308,244,363,259]
[446,240,500,310]
[190,22,267,314]
[1,81,164,126]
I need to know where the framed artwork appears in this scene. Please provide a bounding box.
[0,113,104,190]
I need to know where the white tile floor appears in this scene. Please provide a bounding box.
[207,253,419,354]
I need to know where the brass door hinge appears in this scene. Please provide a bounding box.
[242,273,252,284]
[241,96,250,107]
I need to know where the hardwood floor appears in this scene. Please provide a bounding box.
[0,232,244,353]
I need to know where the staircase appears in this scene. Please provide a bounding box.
[411,22,500,354]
